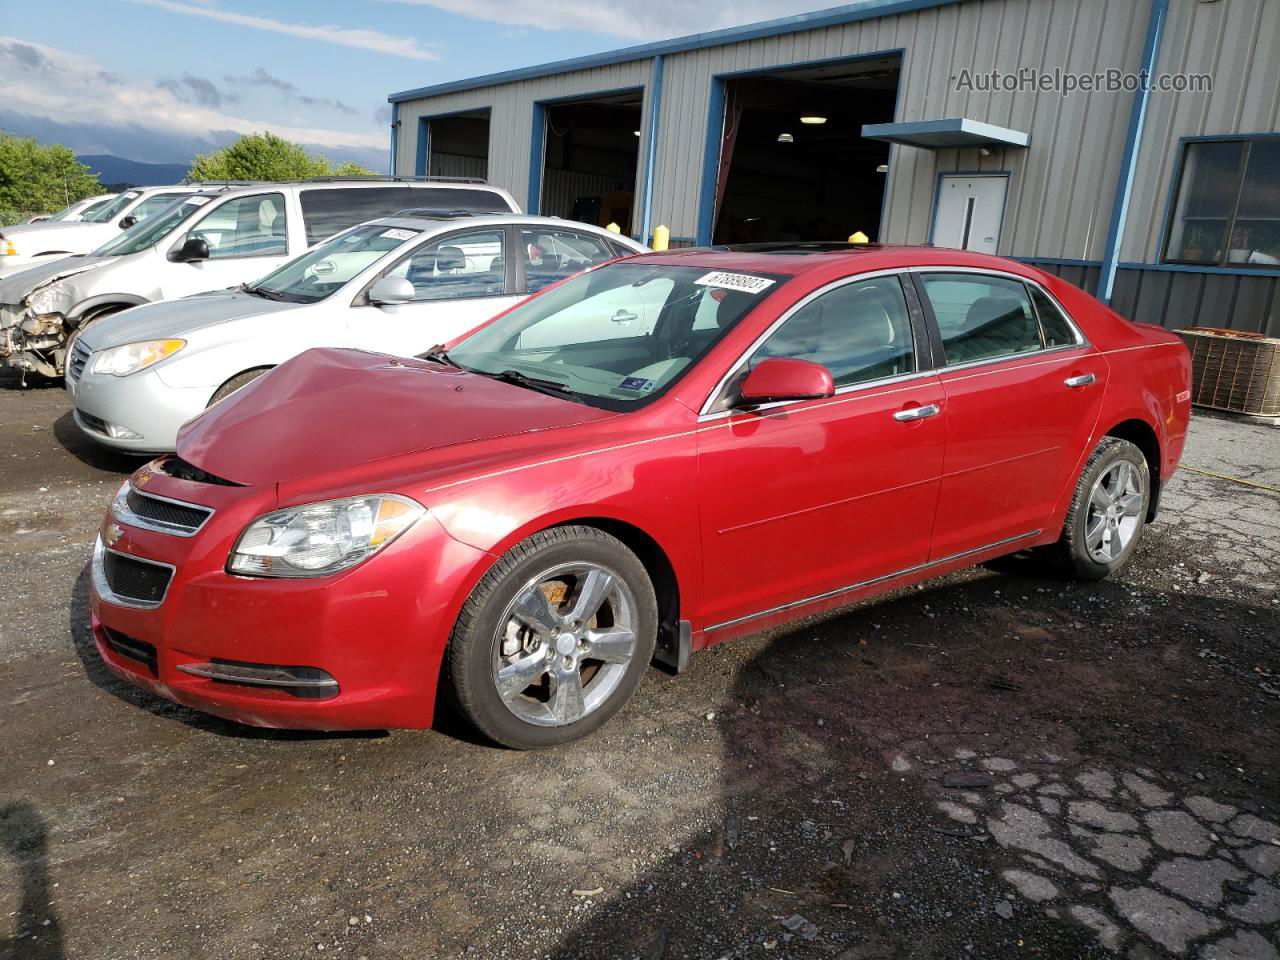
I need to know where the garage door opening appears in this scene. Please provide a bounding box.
[423,110,490,180]
[539,91,642,232]
[709,55,900,245]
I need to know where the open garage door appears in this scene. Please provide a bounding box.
[538,91,642,233]
[424,110,490,179]
[709,55,900,245]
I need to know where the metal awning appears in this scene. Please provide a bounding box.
[861,118,1030,149]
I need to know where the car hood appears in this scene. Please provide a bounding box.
[176,348,616,486]
[0,256,106,307]
[1,221,103,243]
[80,290,299,350]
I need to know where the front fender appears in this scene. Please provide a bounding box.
[68,293,151,326]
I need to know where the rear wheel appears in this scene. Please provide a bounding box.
[207,367,271,407]
[447,526,657,749]
[1050,437,1150,580]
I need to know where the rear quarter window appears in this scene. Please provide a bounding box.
[299,186,515,245]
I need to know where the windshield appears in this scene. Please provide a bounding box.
[246,223,422,304]
[90,195,211,257]
[48,199,92,222]
[82,191,139,223]
[448,262,786,411]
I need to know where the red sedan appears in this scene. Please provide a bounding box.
[90,244,1190,747]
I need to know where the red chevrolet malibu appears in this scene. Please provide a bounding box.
[90,244,1190,748]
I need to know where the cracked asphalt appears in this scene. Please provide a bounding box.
[1,371,1277,960]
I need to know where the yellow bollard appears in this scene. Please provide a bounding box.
[605,222,621,234]
[652,224,670,251]
[848,231,870,244]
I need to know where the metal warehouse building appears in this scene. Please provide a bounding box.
[388,0,1280,335]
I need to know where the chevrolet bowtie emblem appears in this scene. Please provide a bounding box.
[104,523,123,547]
[134,473,151,487]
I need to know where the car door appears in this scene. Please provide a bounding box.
[160,193,292,299]
[348,227,520,356]
[695,272,946,630]
[914,271,1109,561]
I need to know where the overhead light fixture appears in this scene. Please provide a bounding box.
[876,164,889,173]
[633,130,641,136]
[799,112,827,125]
[777,132,794,143]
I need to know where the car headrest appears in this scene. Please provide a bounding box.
[435,246,466,274]
[965,296,1026,331]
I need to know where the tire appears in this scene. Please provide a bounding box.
[447,525,658,749]
[207,368,270,407]
[1050,437,1151,580]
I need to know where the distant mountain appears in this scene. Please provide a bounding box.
[77,154,190,188]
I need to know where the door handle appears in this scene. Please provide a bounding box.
[611,309,638,323]
[893,403,941,422]
[1065,373,1097,388]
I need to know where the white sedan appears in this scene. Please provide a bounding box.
[65,213,647,452]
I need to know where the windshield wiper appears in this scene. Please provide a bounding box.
[486,368,578,401]
[416,344,462,369]
[242,284,286,302]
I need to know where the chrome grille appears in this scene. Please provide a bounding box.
[67,338,92,382]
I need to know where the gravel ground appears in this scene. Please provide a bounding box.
[1,372,1277,960]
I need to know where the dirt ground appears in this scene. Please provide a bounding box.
[1,370,1277,960]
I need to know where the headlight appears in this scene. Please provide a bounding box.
[91,339,185,376]
[2,238,16,256]
[19,312,63,335]
[228,495,424,578]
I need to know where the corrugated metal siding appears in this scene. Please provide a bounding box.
[394,61,651,213]
[1035,264,1279,338]
[1123,0,1280,262]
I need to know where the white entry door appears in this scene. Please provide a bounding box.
[933,175,1007,254]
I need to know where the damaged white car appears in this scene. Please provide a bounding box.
[0,177,520,378]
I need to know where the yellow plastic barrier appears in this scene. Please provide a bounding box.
[848,231,870,244]
[652,225,670,251]
[606,222,621,234]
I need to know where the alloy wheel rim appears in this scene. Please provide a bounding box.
[1084,460,1144,563]
[492,562,637,727]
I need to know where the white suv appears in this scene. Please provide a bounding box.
[0,178,519,377]
[0,185,205,278]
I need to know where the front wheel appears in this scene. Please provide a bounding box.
[1051,437,1150,580]
[447,526,658,749]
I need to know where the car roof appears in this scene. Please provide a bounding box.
[369,213,647,245]
[622,243,1044,278]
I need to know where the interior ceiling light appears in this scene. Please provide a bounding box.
[777,132,795,143]
[633,130,641,136]
[876,164,889,173]
[799,112,827,125]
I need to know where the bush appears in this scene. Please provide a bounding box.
[0,132,102,222]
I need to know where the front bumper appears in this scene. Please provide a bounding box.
[67,362,207,453]
[89,464,487,730]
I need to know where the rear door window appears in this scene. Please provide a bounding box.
[520,228,618,293]
[919,274,1043,365]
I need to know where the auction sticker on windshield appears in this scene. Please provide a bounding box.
[694,271,776,294]
[381,228,418,242]
[184,196,211,206]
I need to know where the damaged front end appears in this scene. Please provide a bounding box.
[0,262,98,379]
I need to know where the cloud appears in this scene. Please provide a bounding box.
[158,73,237,109]
[379,0,843,41]
[0,36,384,157]
[128,0,438,61]
[226,68,356,116]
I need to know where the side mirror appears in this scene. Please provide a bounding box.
[171,237,210,263]
[736,357,835,406]
[367,276,415,306]
[118,215,138,230]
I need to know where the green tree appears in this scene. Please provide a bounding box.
[0,132,102,223]
[187,133,376,181]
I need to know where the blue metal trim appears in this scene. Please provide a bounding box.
[388,0,961,103]
[696,78,727,246]
[1017,257,1277,279]
[415,118,429,176]
[927,170,1011,249]
[1096,0,1169,304]
[528,102,546,214]
[639,55,665,245]
[1018,257,1104,268]
[389,102,399,176]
